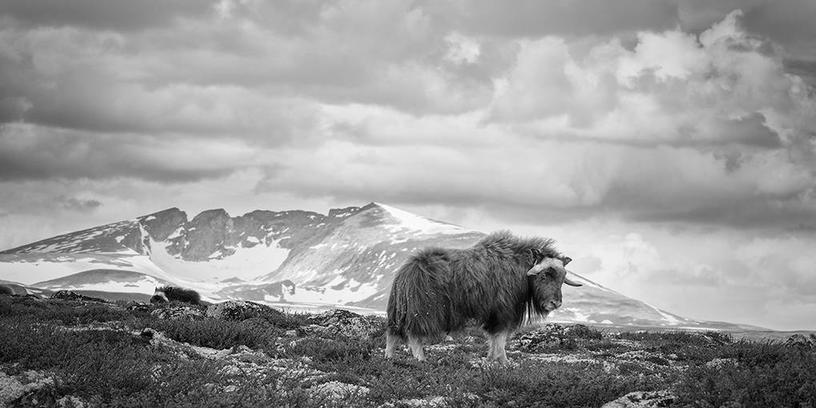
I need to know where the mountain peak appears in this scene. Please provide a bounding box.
[140,207,185,219]
[328,205,364,219]
[360,202,471,235]
[191,208,230,222]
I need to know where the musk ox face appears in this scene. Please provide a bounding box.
[527,250,581,314]
[150,288,169,304]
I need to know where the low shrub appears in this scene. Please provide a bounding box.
[0,295,132,325]
[676,340,816,407]
[132,316,281,350]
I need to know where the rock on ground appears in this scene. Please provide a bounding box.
[150,305,205,320]
[310,380,370,402]
[50,291,106,302]
[300,309,384,340]
[514,324,600,352]
[601,390,676,408]
[205,300,285,321]
[0,370,56,406]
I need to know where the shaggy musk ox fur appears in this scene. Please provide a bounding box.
[385,231,581,363]
[151,286,201,305]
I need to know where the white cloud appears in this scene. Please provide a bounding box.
[445,31,481,64]
[489,10,814,150]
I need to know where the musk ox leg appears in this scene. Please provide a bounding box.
[407,335,426,361]
[385,332,399,358]
[487,331,510,364]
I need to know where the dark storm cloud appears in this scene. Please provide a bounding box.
[0,49,318,141]
[0,0,214,30]
[742,0,816,55]
[0,125,250,182]
[784,59,816,88]
[678,0,816,60]
[436,0,679,37]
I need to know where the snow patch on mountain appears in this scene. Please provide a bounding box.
[377,203,470,235]
[34,270,170,294]
[644,302,683,325]
[148,238,289,283]
[0,253,167,285]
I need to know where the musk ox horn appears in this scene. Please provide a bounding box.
[526,257,563,276]
[564,276,582,287]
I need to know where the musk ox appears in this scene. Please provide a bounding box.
[151,286,201,305]
[385,231,581,363]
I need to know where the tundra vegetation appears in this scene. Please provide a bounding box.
[0,294,814,407]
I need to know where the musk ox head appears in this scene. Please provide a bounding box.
[150,287,169,304]
[527,249,582,315]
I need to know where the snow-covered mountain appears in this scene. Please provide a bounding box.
[0,202,758,329]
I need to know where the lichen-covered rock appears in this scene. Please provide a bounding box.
[300,309,384,340]
[150,305,205,320]
[601,390,676,408]
[705,358,737,369]
[56,395,87,408]
[514,324,603,352]
[50,291,106,302]
[310,380,370,401]
[514,324,569,351]
[379,396,452,408]
[125,302,151,313]
[205,300,284,321]
[0,370,56,406]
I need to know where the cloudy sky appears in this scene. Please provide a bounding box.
[1,0,815,330]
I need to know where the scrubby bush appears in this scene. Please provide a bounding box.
[132,316,281,350]
[676,340,816,407]
[617,330,732,346]
[0,285,13,296]
[0,295,132,325]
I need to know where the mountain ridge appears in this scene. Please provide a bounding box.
[0,202,763,331]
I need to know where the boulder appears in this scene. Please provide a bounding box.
[125,302,151,314]
[205,300,284,321]
[150,305,205,320]
[601,390,676,408]
[300,309,384,340]
[0,370,55,407]
[50,291,106,303]
[310,381,370,402]
[514,324,604,352]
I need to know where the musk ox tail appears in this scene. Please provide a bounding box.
[386,248,454,342]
